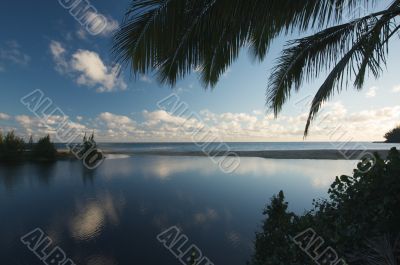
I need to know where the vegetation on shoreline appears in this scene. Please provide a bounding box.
[385,125,400,143]
[0,130,104,164]
[249,147,400,265]
[0,131,59,162]
[0,131,25,161]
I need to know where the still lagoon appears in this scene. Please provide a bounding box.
[0,155,357,265]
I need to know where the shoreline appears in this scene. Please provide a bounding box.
[102,149,391,160]
[2,149,391,163]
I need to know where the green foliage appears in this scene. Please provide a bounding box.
[347,234,400,265]
[250,148,400,265]
[78,132,98,157]
[113,0,400,135]
[249,191,311,265]
[33,135,57,160]
[0,131,25,160]
[384,125,400,143]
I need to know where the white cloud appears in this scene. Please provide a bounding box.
[76,29,87,40]
[4,103,400,142]
[49,41,127,93]
[392,85,400,93]
[72,50,127,92]
[142,110,203,131]
[365,86,378,98]
[98,112,136,137]
[50,41,69,74]
[84,12,119,37]
[140,75,152,83]
[0,40,30,67]
[15,115,35,126]
[99,112,135,127]
[50,41,65,58]
[14,115,87,139]
[0,113,10,120]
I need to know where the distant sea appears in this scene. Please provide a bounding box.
[55,142,400,153]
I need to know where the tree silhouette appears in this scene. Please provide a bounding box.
[113,0,400,135]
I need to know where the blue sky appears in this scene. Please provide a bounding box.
[0,0,399,142]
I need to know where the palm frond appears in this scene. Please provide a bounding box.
[347,234,400,265]
[113,0,375,86]
[304,2,400,136]
[111,0,400,136]
[267,19,368,116]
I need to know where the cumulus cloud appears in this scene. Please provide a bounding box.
[365,86,378,98]
[0,113,10,120]
[49,41,127,92]
[71,50,127,92]
[0,40,30,69]
[4,103,400,142]
[14,115,87,139]
[392,85,400,93]
[98,112,136,138]
[84,12,119,37]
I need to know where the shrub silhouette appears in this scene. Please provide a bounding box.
[77,132,98,157]
[0,131,25,160]
[33,134,57,160]
[384,125,400,143]
[250,148,400,265]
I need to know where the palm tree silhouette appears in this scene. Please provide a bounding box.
[113,0,400,135]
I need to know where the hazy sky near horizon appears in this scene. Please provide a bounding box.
[0,0,399,142]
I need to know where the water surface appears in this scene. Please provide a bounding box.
[56,142,400,153]
[0,156,356,265]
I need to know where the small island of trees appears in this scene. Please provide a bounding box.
[384,125,400,143]
[0,130,102,163]
[0,131,57,162]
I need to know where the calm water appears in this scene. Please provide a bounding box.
[56,142,400,153]
[0,156,358,265]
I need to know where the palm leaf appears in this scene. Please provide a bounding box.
[304,1,400,136]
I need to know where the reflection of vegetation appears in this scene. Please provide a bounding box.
[250,148,400,265]
[384,125,400,143]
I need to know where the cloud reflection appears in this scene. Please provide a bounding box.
[100,156,355,190]
[69,192,124,241]
[86,255,117,265]
[194,208,219,224]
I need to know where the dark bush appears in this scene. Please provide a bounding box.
[0,131,25,160]
[250,148,400,265]
[33,134,57,160]
[384,125,400,143]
